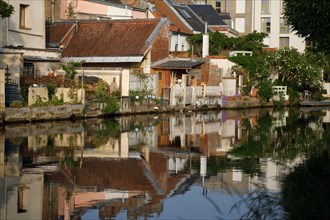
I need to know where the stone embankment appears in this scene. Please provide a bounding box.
[0,98,273,125]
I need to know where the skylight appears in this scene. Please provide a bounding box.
[180,9,191,19]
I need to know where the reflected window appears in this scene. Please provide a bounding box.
[17,187,28,213]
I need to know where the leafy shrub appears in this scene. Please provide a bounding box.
[288,87,301,106]
[258,79,273,102]
[9,100,23,108]
[102,96,120,114]
[33,95,48,107]
[46,83,57,99]
[49,95,64,106]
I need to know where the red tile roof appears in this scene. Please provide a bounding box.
[47,22,75,45]
[61,19,162,58]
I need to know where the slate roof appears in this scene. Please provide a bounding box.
[172,4,205,33]
[46,22,75,47]
[172,0,195,4]
[218,13,232,21]
[152,57,206,69]
[61,19,162,59]
[187,4,227,26]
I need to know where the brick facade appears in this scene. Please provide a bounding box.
[151,21,170,63]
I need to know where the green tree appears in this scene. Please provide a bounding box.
[62,60,85,80]
[232,31,267,54]
[187,34,203,57]
[229,54,271,91]
[0,0,14,19]
[283,0,330,54]
[265,48,325,92]
[209,32,232,55]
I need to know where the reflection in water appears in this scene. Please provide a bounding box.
[0,108,329,219]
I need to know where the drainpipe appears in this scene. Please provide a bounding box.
[6,0,9,46]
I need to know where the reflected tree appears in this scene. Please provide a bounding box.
[281,132,330,219]
[231,187,283,220]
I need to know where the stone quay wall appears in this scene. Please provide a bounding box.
[3,104,84,123]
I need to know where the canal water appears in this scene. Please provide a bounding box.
[1,107,329,220]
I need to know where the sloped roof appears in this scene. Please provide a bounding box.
[188,4,227,26]
[46,22,75,47]
[88,0,127,7]
[61,19,163,60]
[154,0,192,34]
[172,4,205,33]
[152,57,206,69]
[218,13,232,21]
[172,0,195,4]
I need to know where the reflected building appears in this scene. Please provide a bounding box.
[1,108,323,219]
[157,111,243,156]
[0,134,45,220]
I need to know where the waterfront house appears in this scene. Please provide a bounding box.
[154,0,206,54]
[59,18,169,109]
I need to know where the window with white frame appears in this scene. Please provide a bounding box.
[235,18,245,33]
[280,18,289,34]
[261,17,271,33]
[236,0,245,13]
[279,37,289,49]
[261,0,271,14]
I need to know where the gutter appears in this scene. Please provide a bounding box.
[62,56,144,63]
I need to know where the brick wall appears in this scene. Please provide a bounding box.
[45,0,63,22]
[200,61,210,85]
[208,64,221,86]
[151,21,170,63]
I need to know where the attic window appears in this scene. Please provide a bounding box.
[180,9,191,19]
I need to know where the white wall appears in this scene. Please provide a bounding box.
[209,58,236,77]
[324,83,330,95]
[223,77,236,96]
[108,5,132,19]
[70,68,129,97]
[7,0,45,49]
[253,0,305,52]
[170,33,189,52]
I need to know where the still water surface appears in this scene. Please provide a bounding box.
[1,107,330,220]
